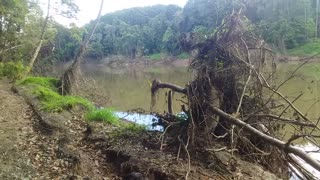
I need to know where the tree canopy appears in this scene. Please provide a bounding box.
[1,0,320,64]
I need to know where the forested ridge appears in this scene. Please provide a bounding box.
[1,0,320,66]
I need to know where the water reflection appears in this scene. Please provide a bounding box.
[115,111,163,131]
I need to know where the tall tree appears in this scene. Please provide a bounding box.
[59,0,104,95]
[27,0,51,73]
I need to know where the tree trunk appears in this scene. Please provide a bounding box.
[27,0,50,73]
[316,0,319,39]
[58,0,104,95]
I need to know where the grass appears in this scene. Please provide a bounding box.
[18,76,94,112]
[18,76,59,90]
[121,123,146,133]
[146,53,163,61]
[85,108,119,125]
[18,77,143,131]
[288,40,320,56]
[177,52,189,59]
[112,123,146,137]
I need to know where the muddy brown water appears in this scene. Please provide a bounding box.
[51,61,320,178]
[53,61,320,133]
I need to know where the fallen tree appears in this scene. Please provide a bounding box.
[151,10,320,179]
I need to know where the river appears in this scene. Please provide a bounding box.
[54,60,320,178]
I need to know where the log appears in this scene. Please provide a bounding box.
[211,106,320,171]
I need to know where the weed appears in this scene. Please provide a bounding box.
[113,123,146,137]
[0,61,27,80]
[17,76,59,90]
[121,123,146,133]
[18,76,94,112]
[85,108,119,125]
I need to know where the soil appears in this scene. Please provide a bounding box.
[0,79,34,179]
[0,78,283,180]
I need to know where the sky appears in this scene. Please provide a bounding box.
[40,0,187,27]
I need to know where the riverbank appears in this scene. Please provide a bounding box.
[0,77,283,179]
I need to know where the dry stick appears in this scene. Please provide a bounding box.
[236,55,320,131]
[231,38,253,157]
[258,60,308,112]
[261,54,319,111]
[178,136,191,180]
[159,124,172,151]
[278,92,303,118]
[210,106,320,171]
[252,114,316,128]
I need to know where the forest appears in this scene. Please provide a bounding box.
[1,0,320,179]
[1,0,320,66]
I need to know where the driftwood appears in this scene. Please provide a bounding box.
[151,80,320,171]
[211,106,320,171]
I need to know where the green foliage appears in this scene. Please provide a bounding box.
[288,40,320,56]
[0,63,4,77]
[113,123,146,137]
[85,108,119,125]
[18,76,94,112]
[121,123,146,133]
[146,53,163,61]
[18,76,59,90]
[0,0,29,61]
[0,61,27,80]
[177,52,189,59]
[84,5,182,59]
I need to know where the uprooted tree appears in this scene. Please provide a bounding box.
[151,10,320,179]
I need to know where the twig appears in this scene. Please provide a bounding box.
[159,124,172,151]
[177,143,182,161]
[206,146,238,153]
[178,136,191,180]
[210,106,320,171]
[252,114,316,128]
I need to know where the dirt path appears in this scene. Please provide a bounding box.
[0,79,35,179]
[0,79,119,179]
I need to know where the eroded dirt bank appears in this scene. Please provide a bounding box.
[0,79,283,179]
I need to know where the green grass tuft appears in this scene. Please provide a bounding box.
[146,53,163,61]
[0,61,27,80]
[85,108,119,125]
[177,52,189,59]
[121,123,146,133]
[18,76,94,112]
[17,76,59,90]
[112,123,146,137]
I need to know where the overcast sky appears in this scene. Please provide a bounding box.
[40,0,187,27]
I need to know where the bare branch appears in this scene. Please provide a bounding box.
[151,80,187,95]
[252,114,317,128]
[210,106,320,171]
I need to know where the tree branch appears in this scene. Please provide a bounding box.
[252,114,317,128]
[151,80,187,95]
[210,106,320,171]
